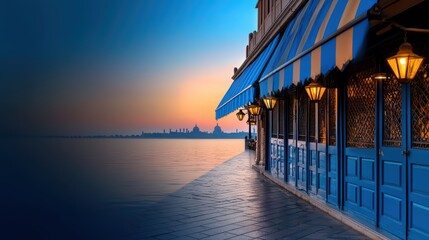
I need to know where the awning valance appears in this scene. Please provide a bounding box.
[259,0,377,96]
[215,34,280,119]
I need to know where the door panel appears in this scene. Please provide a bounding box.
[288,139,297,185]
[327,148,338,204]
[269,138,285,180]
[309,142,317,194]
[297,140,307,190]
[270,137,279,177]
[379,76,406,239]
[317,146,327,199]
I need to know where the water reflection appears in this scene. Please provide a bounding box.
[1,138,244,239]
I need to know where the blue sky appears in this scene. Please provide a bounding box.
[0,0,258,135]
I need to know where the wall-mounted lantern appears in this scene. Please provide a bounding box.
[387,41,424,83]
[247,104,262,116]
[305,82,326,101]
[236,109,246,121]
[263,96,277,110]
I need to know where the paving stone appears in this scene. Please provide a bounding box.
[134,151,365,239]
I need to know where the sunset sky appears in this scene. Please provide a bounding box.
[0,0,257,135]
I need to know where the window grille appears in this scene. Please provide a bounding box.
[346,70,376,148]
[411,72,429,149]
[328,89,337,146]
[318,94,327,144]
[383,75,402,147]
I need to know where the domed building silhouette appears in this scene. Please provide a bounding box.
[192,124,201,133]
[213,123,223,135]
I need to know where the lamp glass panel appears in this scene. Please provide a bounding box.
[263,97,277,109]
[408,57,424,79]
[248,105,261,115]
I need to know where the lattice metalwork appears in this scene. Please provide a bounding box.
[383,75,402,147]
[298,93,308,141]
[309,102,316,142]
[411,72,429,149]
[329,89,337,146]
[347,70,376,148]
[279,100,285,139]
[318,94,327,144]
[288,95,294,139]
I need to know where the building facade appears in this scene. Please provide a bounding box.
[216,0,429,239]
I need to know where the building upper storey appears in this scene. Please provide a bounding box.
[233,0,425,80]
[234,0,306,79]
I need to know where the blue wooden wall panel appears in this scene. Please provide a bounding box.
[347,157,358,177]
[297,142,307,190]
[327,153,338,205]
[287,140,296,186]
[278,139,285,180]
[361,187,375,211]
[329,178,337,196]
[410,202,429,234]
[318,152,326,191]
[382,193,402,221]
[383,161,402,187]
[317,150,326,199]
[344,152,376,221]
[411,164,429,195]
[329,155,337,172]
[346,183,358,204]
[309,148,317,193]
[361,159,374,181]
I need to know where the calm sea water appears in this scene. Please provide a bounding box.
[1,138,244,239]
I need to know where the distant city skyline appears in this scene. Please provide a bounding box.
[142,123,252,134]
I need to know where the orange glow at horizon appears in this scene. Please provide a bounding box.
[138,58,249,133]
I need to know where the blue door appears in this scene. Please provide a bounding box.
[379,73,429,239]
[379,76,406,238]
[297,94,308,191]
[309,101,317,195]
[309,98,328,200]
[287,96,297,186]
[316,96,328,200]
[327,89,339,205]
[407,74,429,239]
[344,70,377,222]
[269,100,285,181]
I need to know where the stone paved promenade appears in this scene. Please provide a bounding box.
[137,151,367,239]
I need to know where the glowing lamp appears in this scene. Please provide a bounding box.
[387,42,424,83]
[247,104,262,116]
[305,82,326,101]
[263,96,277,110]
[372,73,387,81]
[236,109,245,121]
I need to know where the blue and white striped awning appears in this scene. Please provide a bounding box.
[215,34,280,119]
[259,0,377,96]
